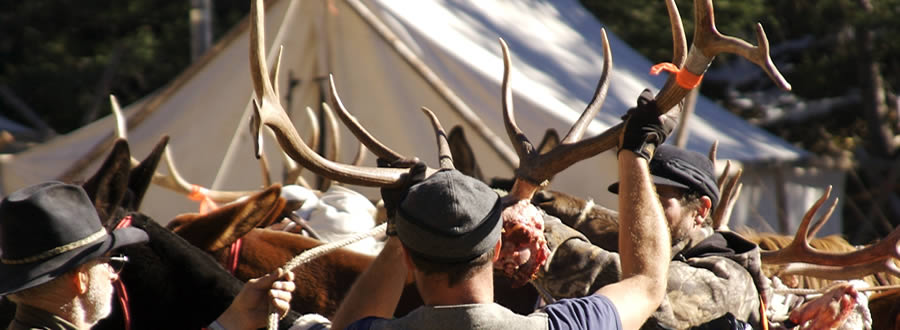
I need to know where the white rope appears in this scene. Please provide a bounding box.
[571,198,594,229]
[267,223,387,329]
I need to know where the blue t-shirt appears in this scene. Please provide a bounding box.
[542,295,621,330]
[346,294,621,330]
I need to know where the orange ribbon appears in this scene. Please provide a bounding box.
[650,62,703,90]
[188,184,218,215]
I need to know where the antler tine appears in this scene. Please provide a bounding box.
[328,74,409,163]
[763,186,900,266]
[319,102,340,190]
[778,259,900,281]
[665,0,687,67]
[282,106,319,186]
[761,186,832,263]
[712,168,742,230]
[421,107,455,170]
[708,140,718,164]
[500,34,614,198]
[561,29,612,144]
[249,0,432,187]
[352,142,367,167]
[321,102,340,164]
[654,0,790,114]
[717,160,732,191]
[808,197,838,239]
[499,38,535,160]
[110,95,127,140]
[271,46,283,100]
[487,0,792,188]
[148,146,254,202]
[304,106,321,153]
[249,0,276,107]
[716,183,741,231]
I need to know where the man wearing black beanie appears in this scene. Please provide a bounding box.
[332,91,674,330]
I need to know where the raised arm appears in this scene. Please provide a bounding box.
[594,150,670,329]
[331,238,408,330]
[593,89,676,329]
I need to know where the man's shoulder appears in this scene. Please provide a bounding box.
[541,295,622,330]
[355,304,549,330]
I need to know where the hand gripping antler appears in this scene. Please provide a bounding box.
[499,28,612,200]
[248,0,436,187]
[501,0,791,189]
[762,186,900,267]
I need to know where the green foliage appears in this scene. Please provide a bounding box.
[581,0,900,155]
[0,0,248,133]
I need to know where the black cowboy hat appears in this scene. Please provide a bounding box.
[0,181,148,296]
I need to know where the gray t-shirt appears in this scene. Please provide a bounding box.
[347,294,621,330]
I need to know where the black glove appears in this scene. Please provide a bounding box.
[618,89,677,160]
[377,158,428,236]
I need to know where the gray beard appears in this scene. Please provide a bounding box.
[83,268,114,326]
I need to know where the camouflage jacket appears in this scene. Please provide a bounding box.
[532,214,770,330]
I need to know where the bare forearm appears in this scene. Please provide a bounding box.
[331,238,408,329]
[612,150,670,329]
[617,151,670,282]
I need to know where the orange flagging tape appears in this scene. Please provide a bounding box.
[188,184,218,215]
[650,62,703,89]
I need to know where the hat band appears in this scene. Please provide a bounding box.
[1,229,107,265]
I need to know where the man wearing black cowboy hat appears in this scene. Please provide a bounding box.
[532,144,771,329]
[1,181,296,330]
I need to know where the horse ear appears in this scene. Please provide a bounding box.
[448,126,484,181]
[169,184,285,252]
[82,139,131,225]
[127,136,169,210]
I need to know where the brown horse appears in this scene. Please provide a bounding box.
[166,187,540,317]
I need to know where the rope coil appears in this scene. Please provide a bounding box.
[267,223,387,329]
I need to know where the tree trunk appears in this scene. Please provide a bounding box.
[857,0,895,157]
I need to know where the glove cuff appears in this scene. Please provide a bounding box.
[618,138,658,161]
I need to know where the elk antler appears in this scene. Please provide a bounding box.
[707,141,742,230]
[499,29,611,200]
[762,186,900,266]
[282,106,319,189]
[248,0,435,187]
[148,147,258,203]
[421,107,455,170]
[712,167,742,231]
[328,74,413,165]
[776,259,900,281]
[502,0,792,182]
[108,93,260,202]
[707,140,718,166]
[110,95,127,140]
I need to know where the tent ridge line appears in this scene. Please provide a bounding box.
[57,0,285,182]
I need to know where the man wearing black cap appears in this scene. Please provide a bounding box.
[331,91,674,330]
[533,144,770,328]
[0,181,296,330]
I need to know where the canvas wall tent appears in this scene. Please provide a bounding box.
[0,0,842,234]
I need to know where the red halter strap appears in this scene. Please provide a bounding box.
[226,238,242,275]
[113,215,133,330]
